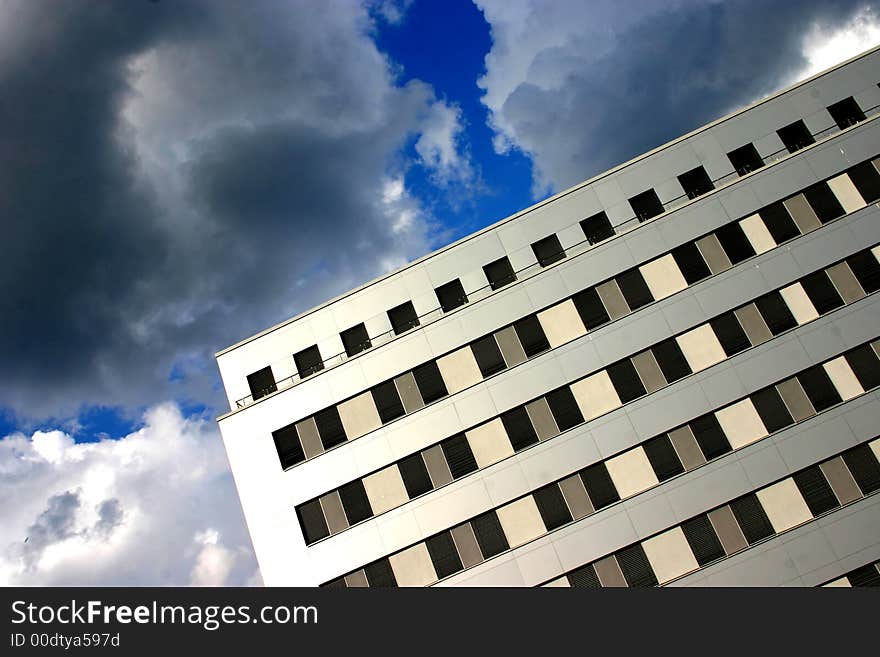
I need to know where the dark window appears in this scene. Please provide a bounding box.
[750,387,794,433]
[848,564,880,587]
[689,413,731,460]
[616,544,658,587]
[441,433,478,479]
[760,202,800,243]
[531,234,566,267]
[671,242,711,284]
[294,345,324,379]
[388,301,419,335]
[314,406,347,449]
[652,338,692,383]
[513,314,551,357]
[364,559,397,587]
[629,188,664,222]
[340,323,371,357]
[846,251,880,293]
[845,344,880,391]
[777,119,815,153]
[616,268,654,310]
[678,165,715,199]
[398,453,433,499]
[435,279,469,313]
[426,531,463,579]
[607,359,647,403]
[500,406,539,451]
[800,270,844,314]
[471,335,506,378]
[827,96,866,129]
[321,577,346,589]
[483,256,517,290]
[847,160,880,203]
[842,444,880,495]
[793,466,839,517]
[339,480,373,525]
[545,386,585,431]
[644,434,685,482]
[470,511,509,558]
[412,361,448,404]
[567,563,601,588]
[297,500,329,545]
[710,312,751,356]
[580,211,615,245]
[682,514,725,566]
[715,222,756,264]
[730,494,775,544]
[572,287,611,330]
[580,462,620,509]
[371,380,405,424]
[797,365,842,412]
[272,424,305,469]
[754,291,798,335]
[727,143,764,176]
[803,182,845,223]
[247,366,277,401]
[533,483,573,530]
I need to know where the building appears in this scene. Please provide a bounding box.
[215,47,880,587]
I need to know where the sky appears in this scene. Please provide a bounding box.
[1,0,879,586]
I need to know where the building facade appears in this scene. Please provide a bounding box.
[216,48,880,587]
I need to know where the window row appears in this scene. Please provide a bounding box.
[301,337,880,547]
[279,236,880,478]
[823,560,880,587]
[547,439,880,588]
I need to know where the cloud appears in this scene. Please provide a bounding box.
[0,403,257,586]
[415,100,476,186]
[475,0,880,196]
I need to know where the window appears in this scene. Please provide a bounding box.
[470,335,506,378]
[572,286,611,330]
[339,479,373,524]
[533,483,573,530]
[710,312,751,356]
[545,386,584,431]
[340,323,371,357]
[754,291,797,335]
[629,188,664,222]
[440,433,478,479]
[644,435,685,481]
[426,531,464,579]
[760,202,800,244]
[371,380,405,424]
[727,143,764,176]
[388,301,419,335]
[531,234,565,267]
[314,406,347,449]
[844,344,880,391]
[842,444,880,495]
[398,453,433,499]
[363,559,397,587]
[247,366,276,401]
[846,251,880,293]
[606,359,647,403]
[412,361,448,404]
[714,222,755,264]
[651,338,692,383]
[730,493,775,544]
[689,413,731,460]
[615,268,654,310]
[681,514,725,566]
[294,345,324,379]
[749,387,794,433]
[800,270,844,314]
[803,182,845,223]
[435,279,468,313]
[847,160,880,203]
[513,314,550,357]
[580,462,620,510]
[827,96,866,129]
[580,211,615,245]
[568,563,601,588]
[777,119,815,153]
[797,365,842,412]
[678,165,715,199]
[847,564,880,587]
[671,242,710,284]
[470,511,509,558]
[483,256,517,290]
[616,544,658,587]
[500,407,539,451]
[793,466,839,516]
[272,424,305,469]
[297,500,329,545]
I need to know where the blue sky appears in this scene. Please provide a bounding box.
[1,0,878,585]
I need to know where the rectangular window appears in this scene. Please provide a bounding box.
[730,493,775,544]
[800,270,844,314]
[567,563,602,588]
[727,143,764,176]
[827,96,866,129]
[398,453,433,499]
[644,434,685,481]
[651,338,692,383]
[803,182,845,223]
[440,433,478,479]
[388,300,420,335]
[846,251,880,293]
[470,335,507,378]
[545,386,585,431]
[371,380,405,424]
[616,543,658,587]
[606,359,647,403]
[759,202,800,244]
[847,160,880,203]
[435,279,469,313]
[340,323,372,357]
[500,406,539,451]
[364,559,397,587]
[629,188,664,222]
[297,500,330,545]
[483,256,517,290]
[615,268,654,310]
[797,365,843,412]
[247,366,277,401]
[777,119,815,153]
[681,514,725,566]
[470,511,509,558]
[580,211,615,245]
[793,466,840,516]
[572,286,611,330]
[513,314,551,357]
[754,291,798,335]
[531,234,566,267]
[314,406,347,449]
[533,483,574,530]
[425,531,464,580]
[671,242,711,284]
[580,462,620,510]
[689,413,731,460]
[293,345,324,379]
[678,165,715,199]
[842,444,880,495]
[272,424,305,469]
[412,360,448,404]
[845,344,880,391]
[847,564,880,587]
[750,387,794,433]
[714,222,756,264]
[339,479,373,525]
[710,312,751,356]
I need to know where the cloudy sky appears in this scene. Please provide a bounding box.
[1,0,878,586]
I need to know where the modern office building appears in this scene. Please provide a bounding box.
[216,47,880,587]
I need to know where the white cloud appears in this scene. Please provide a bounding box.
[415,100,475,186]
[797,6,880,80]
[0,403,258,586]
